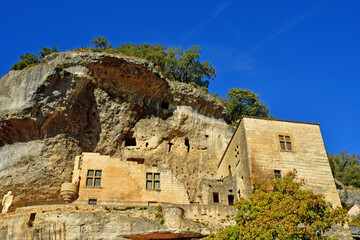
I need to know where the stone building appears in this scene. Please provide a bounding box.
[61,153,189,205]
[216,116,341,207]
[61,116,341,208]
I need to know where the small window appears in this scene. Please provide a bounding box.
[185,138,190,153]
[279,135,292,151]
[86,170,102,187]
[274,170,281,179]
[29,213,36,221]
[228,165,232,177]
[213,192,219,203]
[146,172,160,190]
[228,195,234,205]
[235,146,240,164]
[88,199,97,205]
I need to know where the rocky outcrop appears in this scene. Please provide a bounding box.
[0,204,236,240]
[0,52,232,209]
[335,179,360,208]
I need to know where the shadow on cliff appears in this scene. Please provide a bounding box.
[0,70,101,152]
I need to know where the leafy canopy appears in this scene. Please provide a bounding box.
[207,171,347,240]
[11,53,39,70]
[11,46,58,70]
[91,38,216,88]
[91,36,113,49]
[225,88,270,124]
[38,46,59,60]
[328,151,360,188]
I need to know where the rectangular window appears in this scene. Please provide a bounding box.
[279,135,292,151]
[213,192,219,203]
[88,199,97,205]
[86,170,102,187]
[146,172,160,190]
[228,195,234,205]
[274,170,281,179]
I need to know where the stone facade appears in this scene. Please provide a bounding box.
[217,116,341,207]
[62,116,343,210]
[68,153,189,205]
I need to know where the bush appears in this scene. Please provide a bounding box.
[11,53,39,70]
[207,170,347,240]
[11,46,59,70]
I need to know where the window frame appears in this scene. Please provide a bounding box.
[213,192,219,203]
[86,169,102,187]
[88,199,97,205]
[146,172,161,190]
[274,170,282,179]
[235,145,240,166]
[278,134,294,151]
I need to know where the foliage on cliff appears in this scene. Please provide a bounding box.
[328,151,360,188]
[212,88,271,125]
[11,46,58,70]
[224,88,270,124]
[90,37,216,88]
[207,171,347,240]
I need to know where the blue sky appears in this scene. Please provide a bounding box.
[1,0,359,154]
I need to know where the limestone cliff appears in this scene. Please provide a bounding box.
[0,51,232,209]
[0,204,237,240]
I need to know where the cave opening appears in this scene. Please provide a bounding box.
[161,101,169,109]
[124,132,136,146]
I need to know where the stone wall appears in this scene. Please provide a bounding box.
[242,117,341,207]
[198,177,237,205]
[73,153,189,204]
[216,120,251,199]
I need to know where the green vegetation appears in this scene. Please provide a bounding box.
[11,46,58,70]
[328,151,360,188]
[92,36,113,49]
[155,205,164,224]
[351,214,360,226]
[207,170,347,240]
[11,53,40,70]
[90,37,216,88]
[221,88,270,125]
[9,37,273,121]
[38,46,59,60]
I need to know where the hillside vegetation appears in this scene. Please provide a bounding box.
[328,151,360,188]
[9,36,271,125]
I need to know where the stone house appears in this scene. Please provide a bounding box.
[60,153,189,205]
[61,116,341,208]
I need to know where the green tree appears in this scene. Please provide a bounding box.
[207,171,347,240]
[11,53,39,70]
[92,36,113,49]
[38,46,59,60]
[328,151,360,188]
[166,45,216,88]
[225,88,270,124]
[108,43,216,88]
